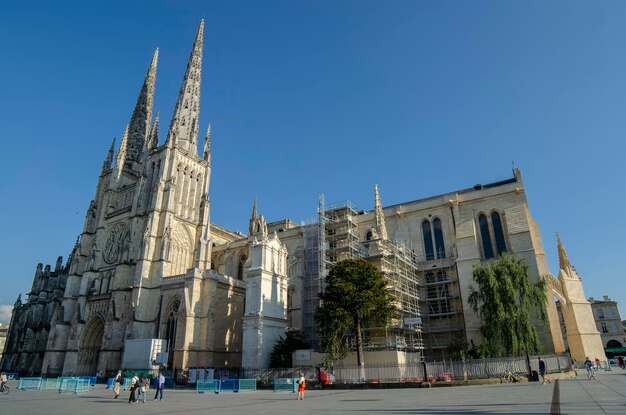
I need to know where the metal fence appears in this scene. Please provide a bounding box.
[242,353,571,385]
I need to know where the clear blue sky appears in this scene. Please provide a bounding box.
[1,1,625,322]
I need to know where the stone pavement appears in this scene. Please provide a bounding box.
[1,370,625,414]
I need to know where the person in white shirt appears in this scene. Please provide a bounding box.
[154,372,165,401]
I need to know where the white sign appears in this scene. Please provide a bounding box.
[404,317,422,325]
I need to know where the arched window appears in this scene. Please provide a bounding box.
[365,230,373,241]
[478,214,494,259]
[422,220,434,260]
[432,218,446,259]
[491,212,507,255]
[237,255,246,280]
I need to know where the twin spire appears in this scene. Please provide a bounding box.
[166,19,205,153]
[125,48,159,168]
[110,19,208,176]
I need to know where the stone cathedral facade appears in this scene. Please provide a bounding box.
[1,21,605,377]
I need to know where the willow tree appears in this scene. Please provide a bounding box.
[315,258,394,374]
[468,253,548,357]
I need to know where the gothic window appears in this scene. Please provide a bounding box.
[422,220,434,261]
[597,309,605,319]
[287,287,296,327]
[601,322,608,333]
[607,307,614,318]
[237,255,246,280]
[165,298,180,369]
[478,214,494,259]
[491,212,507,255]
[432,218,446,259]
[366,230,373,241]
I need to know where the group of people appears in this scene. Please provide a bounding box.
[111,370,166,403]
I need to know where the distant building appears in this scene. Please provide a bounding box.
[590,296,625,355]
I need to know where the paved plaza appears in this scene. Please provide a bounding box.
[1,371,625,414]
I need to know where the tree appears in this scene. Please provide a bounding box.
[315,258,394,374]
[468,253,548,358]
[269,330,308,368]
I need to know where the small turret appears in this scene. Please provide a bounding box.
[557,233,575,276]
[147,112,160,150]
[249,198,268,237]
[374,184,389,241]
[112,125,129,183]
[203,123,211,162]
[101,138,115,174]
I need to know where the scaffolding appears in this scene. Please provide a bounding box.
[313,196,424,357]
[417,256,466,359]
[320,199,361,268]
[360,238,424,354]
[301,221,321,349]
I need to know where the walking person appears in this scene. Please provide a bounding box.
[128,371,139,404]
[138,373,149,403]
[297,372,306,400]
[113,369,123,399]
[538,356,551,385]
[154,371,165,401]
[617,356,624,370]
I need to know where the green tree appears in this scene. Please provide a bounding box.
[315,258,395,372]
[468,253,548,357]
[269,330,308,368]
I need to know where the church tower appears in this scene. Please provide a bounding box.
[41,20,214,376]
[556,235,606,363]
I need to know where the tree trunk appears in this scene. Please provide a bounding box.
[355,318,365,380]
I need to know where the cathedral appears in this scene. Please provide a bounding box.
[1,20,605,377]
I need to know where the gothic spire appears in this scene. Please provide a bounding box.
[166,19,204,154]
[251,196,258,219]
[374,184,389,240]
[102,137,115,173]
[557,233,573,272]
[125,48,158,166]
[148,112,160,150]
[203,123,211,162]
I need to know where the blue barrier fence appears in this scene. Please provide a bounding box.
[79,376,97,386]
[273,378,298,392]
[17,377,43,390]
[122,378,132,390]
[42,378,61,390]
[195,379,257,394]
[196,380,220,393]
[59,378,90,394]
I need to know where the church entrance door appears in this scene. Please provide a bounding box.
[76,317,104,376]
